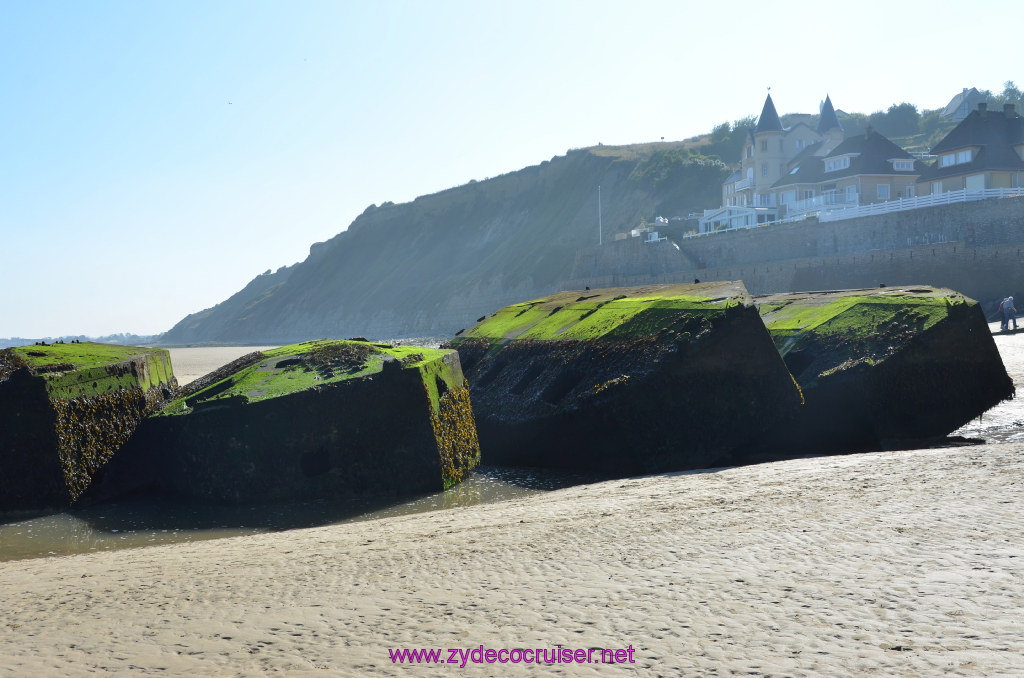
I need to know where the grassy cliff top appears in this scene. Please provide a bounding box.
[4,342,174,399]
[455,281,749,344]
[160,339,462,416]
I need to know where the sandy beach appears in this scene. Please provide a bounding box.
[165,347,277,386]
[2,334,1023,676]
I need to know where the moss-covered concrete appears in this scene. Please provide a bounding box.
[753,286,1015,453]
[88,340,480,504]
[446,282,804,474]
[0,343,177,513]
[160,340,463,415]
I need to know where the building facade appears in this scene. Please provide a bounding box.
[918,102,1024,194]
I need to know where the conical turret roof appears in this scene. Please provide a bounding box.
[816,95,842,133]
[755,93,783,133]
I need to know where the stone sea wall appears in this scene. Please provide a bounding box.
[568,197,1024,306]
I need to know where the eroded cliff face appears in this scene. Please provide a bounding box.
[161,147,728,344]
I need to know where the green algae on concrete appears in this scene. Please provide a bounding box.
[0,343,177,513]
[91,339,480,504]
[447,282,803,474]
[161,340,461,415]
[754,286,1014,452]
[458,286,727,346]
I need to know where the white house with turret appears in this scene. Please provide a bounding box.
[700,94,845,233]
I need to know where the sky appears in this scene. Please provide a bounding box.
[2,0,1020,338]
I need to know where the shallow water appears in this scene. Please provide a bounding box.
[951,324,1024,443]
[2,331,1020,562]
[0,467,602,562]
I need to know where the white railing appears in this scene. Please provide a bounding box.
[733,177,754,191]
[784,192,859,217]
[819,188,1024,222]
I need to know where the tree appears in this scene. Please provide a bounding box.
[999,80,1022,107]
[882,102,921,137]
[699,116,755,165]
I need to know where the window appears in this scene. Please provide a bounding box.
[762,164,768,177]
[825,157,851,172]
[893,159,914,171]
[803,190,814,200]
[761,140,768,152]
[877,184,891,200]
[846,185,857,202]
[932,181,943,194]
[941,150,973,167]
[906,185,915,198]
[796,139,805,150]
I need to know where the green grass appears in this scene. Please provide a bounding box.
[160,339,462,416]
[10,342,174,399]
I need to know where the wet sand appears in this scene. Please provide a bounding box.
[1,331,1022,676]
[166,346,277,386]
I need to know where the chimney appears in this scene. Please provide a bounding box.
[1005,103,1017,116]
[978,102,988,114]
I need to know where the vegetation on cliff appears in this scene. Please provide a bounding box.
[161,146,730,344]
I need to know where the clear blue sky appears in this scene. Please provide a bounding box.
[2,0,1019,338]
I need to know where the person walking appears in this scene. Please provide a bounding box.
[1004,296,1017,331]
[999,297,1008,330]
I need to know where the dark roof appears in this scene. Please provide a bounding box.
[755,94,783,133]
[816,95,842,134]
[772,157,824,188]
[787,140,824,168]
[941,88,986,120]
[921,105,1024,181]
[773,129,921,188]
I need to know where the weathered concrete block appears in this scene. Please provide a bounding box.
[753,286,1014,453]
[0,343,176,513]
[446,282,803,474]
[91,340,480,503]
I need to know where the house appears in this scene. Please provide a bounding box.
[704,93,845,233]
[941,87,988,122]
[918,102,1024,194]
[773,127,924,219]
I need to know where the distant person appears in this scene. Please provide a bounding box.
[1004,296,1017,331]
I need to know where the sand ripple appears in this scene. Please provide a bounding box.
[2,443,1022,676]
